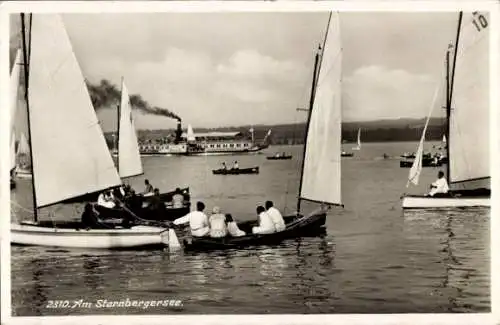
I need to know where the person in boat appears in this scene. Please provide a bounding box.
[97,190,116,209]
[173,201,210,237]
[222,162,227,170]
[148,188,167,218]
[209,206,228,238]
[265,200,286,232]
[426,171,450,197]
[81,203,109,229]
[252,205,276,235]
[125,189,143,215]
[233,161,239,170]
[142,179,154,196]
[171,188,184,209]
[225,214,246,237]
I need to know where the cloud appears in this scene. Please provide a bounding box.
[86,47,310,131]
[343,65,443,121]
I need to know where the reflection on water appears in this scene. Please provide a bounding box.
[11,143,490,315]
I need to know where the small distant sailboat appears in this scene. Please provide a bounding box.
[402,11,490,209]
[352,128,361,150]
[10,49,22,187]
[11,14,178,249]
[15,132,32,179]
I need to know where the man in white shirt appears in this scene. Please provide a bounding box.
[173,201,210,237]
[427,171,449,197]
[265,201,286,232]
[97,191,116,209]
[252,206,276,235]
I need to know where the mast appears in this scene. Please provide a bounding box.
[117,76,123,173]
[296,12,332,213]
[20,13,38,222]
[446,11,463,184]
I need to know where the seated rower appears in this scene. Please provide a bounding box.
[233,161,239,170]
[173,201,210,237]
[265,200,286,232]
[226,214,246,237]
[426,171,449,197]
[209,206,227,238]
[172,188,184,209]
[81,203,109,229]
[221,162,227,170]
[252,205,276,235]
[142,179,154,197]
[97,190,115,209]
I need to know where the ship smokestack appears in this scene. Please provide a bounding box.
[175,120,182,143]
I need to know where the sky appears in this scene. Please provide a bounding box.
[10,11,463,131]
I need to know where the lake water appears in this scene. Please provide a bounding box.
[10,142,490,315]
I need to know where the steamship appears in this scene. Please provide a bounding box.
[129,121,271,156]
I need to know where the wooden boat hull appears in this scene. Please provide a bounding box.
[15,169,32,179]
[402,195,490,209]
[94,203,190,222]
[212,167,259,175]
[183,213,327,252]
[267,156,292,160]
[341,152,353,157]
[400,158,442,168]
[11,222,169,249]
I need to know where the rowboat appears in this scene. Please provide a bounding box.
[212,167,259,175]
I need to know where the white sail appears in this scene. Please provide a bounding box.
[10,133,16,171]
[300,12,342,206]
[357,128,361,147]
[407,78,443,187]
[28,14,121,207]
[442,135,447,144]
[17,132,30,156]
[449,12,489,186]
[187,124,196,142]
[10,49,21,134]
[118,79,143,178]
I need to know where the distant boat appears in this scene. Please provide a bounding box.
[184,11,343,251]
[402,11,490,209]
[10,49,21,188]
[267,152,292,160]
[10,14,177,250]
[341,151,353,157]
[212,166,259,175]
[15,132,33,179]
[352,128,361,150]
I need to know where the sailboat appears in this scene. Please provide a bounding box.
[15,132,33,179]
[95,78,191,220]
[402,11,490,209]
[10,49,22,188]
[10,14,179,249]
[352,128,361,150]
[183,12,342,251]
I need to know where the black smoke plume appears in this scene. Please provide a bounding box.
[86,79,181,121]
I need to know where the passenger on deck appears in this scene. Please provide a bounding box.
[126,189,143,214]
[97,191,115,209]
[233,161,239,170]
[426,171,449,197]
[226,214,246,237]
[172,188,184,209]
[173,201,210,237]
[252,206,276,235]
[81,203,109,229]
[265,200,286,232]
[142,179,154,196]
[209,206,227,238]
[149,188,166,218]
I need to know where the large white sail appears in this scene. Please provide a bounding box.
[449,12,489,186]
[28,14,121,207]
[300,12,342,206]
[118,79,143,178]
[10,133,16,171]
[10,49,22,170]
